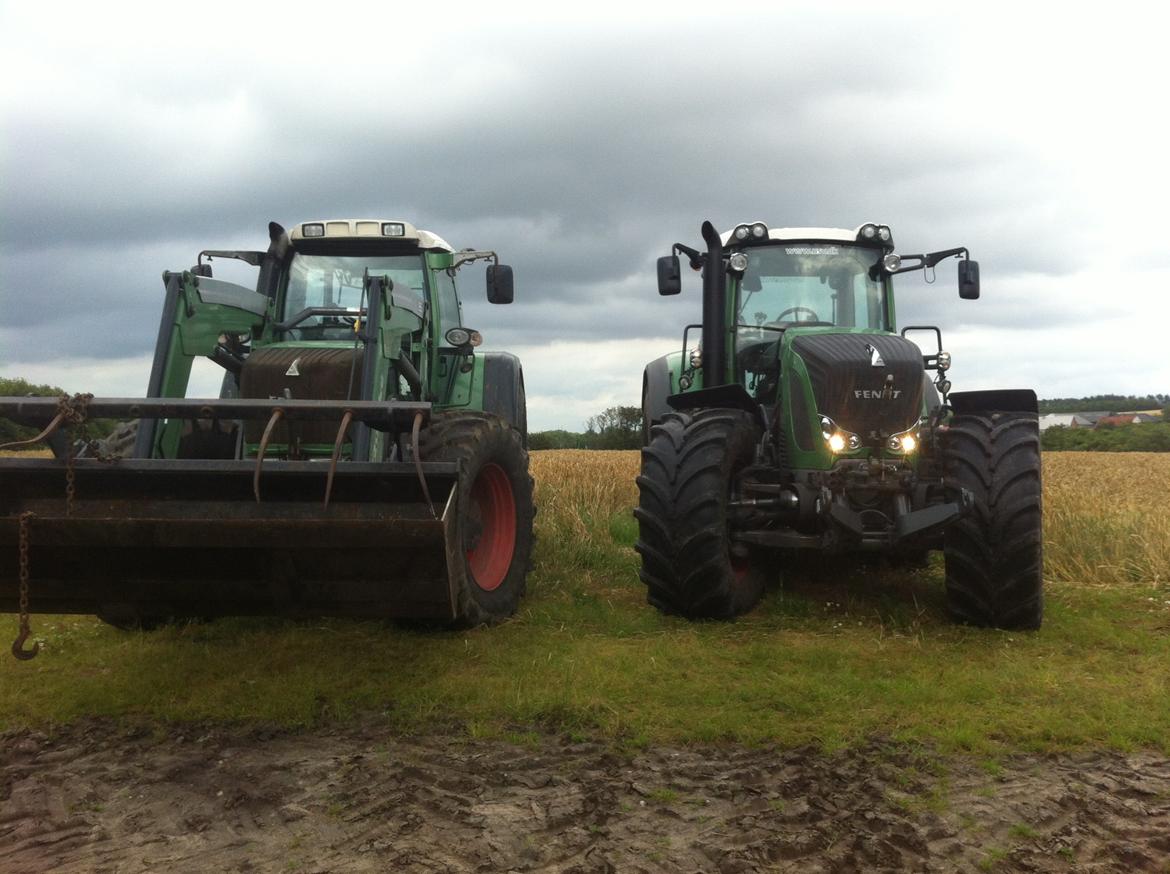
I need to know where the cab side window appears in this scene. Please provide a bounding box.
[434,270,462,339]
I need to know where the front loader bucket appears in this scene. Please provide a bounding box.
[0,456,464,621]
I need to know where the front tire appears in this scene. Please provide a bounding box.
[942,411,1043,629]
[634,408,766,619]
[419,412,535,626]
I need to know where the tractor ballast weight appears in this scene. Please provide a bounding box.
[0,219,534,648]
[638,219,1043,630]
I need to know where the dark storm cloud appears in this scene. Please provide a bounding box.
[3,4,1161,414]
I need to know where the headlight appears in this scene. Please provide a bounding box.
[936,351,951,372]
[728,252,748,272]
[689,349,702,369]
[887,422,922,454]
[444,327,471,346]
[822,416,860,453]
[883,253,901,272]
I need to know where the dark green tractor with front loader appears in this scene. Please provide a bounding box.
[0,218,534,657]
[638,220,1042,629]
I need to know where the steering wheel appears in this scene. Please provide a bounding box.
[775,306,822,323]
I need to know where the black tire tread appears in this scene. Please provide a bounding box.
[942,412,1043,629]
[634,408,765,619]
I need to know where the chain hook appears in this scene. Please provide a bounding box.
[12,627,39,661]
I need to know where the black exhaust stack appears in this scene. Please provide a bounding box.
[699,220,726,389]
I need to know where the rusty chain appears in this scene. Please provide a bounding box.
[12,511,39,660]
[7,395,91,660]
[56,393,93,516]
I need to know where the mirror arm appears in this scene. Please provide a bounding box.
[673,243,705,270]
[450,249,500,272]
[888,247,970,275]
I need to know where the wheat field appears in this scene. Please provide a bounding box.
[532,450,1170,588]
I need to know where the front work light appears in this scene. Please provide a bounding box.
[302,223,325,237]
[444,327,471,346]
[821,416,860,453]
[883,253,901,272]
[936,351,951,371]
[729,252,749,272]
[887,423,921,454]
[381,222,406,236]
[732,222,769,242]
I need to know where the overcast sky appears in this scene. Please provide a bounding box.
[2,2,1168,430]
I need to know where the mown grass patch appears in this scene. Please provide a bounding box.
[1,450,1167,755]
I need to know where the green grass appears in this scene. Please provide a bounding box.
[2,451,1168,756]
[3,556,1167,753]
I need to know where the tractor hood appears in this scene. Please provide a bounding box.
[789,332,924,438]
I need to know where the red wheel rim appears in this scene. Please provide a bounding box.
[466,463,516,592]
[730,553,750,582]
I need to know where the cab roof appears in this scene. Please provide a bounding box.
[720,223,884,246]
[289,219,454,253]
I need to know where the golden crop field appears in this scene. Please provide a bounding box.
[5,446,1166,587]
[532,449,1170,588]
[1043,452,1170,585]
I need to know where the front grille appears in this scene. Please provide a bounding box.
[239,346,362,445]
[791,333,924,437]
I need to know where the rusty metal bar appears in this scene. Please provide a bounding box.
[0,397,432,431]
[324,410,354,509]
[0,412,67,452]
[253,409,285,502]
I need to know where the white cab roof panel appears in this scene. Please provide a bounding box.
[290,219,454,253]
[720,224,884,245]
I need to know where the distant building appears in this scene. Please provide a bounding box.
[1039,413,1077,431]
[1094,414,1140,428]
[1039,412,1107,430]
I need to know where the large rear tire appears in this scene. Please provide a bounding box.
[942,411,1043,629]
[419,412,535,626]
[635,408,766,619]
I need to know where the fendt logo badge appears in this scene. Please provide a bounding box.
[854,387,902,400]
[865,343,885,368]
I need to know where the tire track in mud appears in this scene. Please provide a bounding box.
[2,721,1168,872]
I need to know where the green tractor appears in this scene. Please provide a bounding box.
[0,218,534,653]
[638,220,1042,629]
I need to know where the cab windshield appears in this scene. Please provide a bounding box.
[736,243,887,332]
[282,253,426,338]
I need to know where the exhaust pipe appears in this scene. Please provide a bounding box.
[699,220,726,389]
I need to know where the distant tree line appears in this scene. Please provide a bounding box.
[0,377,116,446]
[1039,394,1169,415]
[530,405,641,451]
[1042,422,1170,452]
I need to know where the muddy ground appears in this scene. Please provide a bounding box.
[2,721,1168,873]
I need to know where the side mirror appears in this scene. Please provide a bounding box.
[486,264,514,304]
[657,255,681,295]
[958,260,980,300]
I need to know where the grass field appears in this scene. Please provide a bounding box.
[1,450,1167,754]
